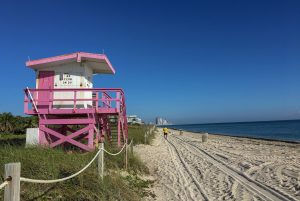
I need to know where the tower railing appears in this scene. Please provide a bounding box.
[24,88,128,149]
[24,88,126,115]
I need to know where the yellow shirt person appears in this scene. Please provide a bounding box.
[163,127,168,139]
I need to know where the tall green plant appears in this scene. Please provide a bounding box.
[0,113,38,134]
[0,112,14,133]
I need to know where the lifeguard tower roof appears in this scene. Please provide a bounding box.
[26,52,115,74]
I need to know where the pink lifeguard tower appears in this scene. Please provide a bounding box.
[24,52,128,151]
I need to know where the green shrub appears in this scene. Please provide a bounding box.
[0,145,151,200]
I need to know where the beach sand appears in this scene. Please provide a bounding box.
[135,128,300,201]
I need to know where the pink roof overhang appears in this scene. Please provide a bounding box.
[26,52,115,74]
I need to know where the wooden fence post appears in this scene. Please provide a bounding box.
[4,163,21,201]
[130,139,134,155]
[125,139,128,170]
[98,143,104,179]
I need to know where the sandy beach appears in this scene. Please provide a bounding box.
[135,128,300,201]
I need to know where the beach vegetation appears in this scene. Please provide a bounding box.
[128,125,156,145]
[0,126,152,201]
[0,112,38,135]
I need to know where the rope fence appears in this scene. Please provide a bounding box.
[0,181,9,190]
[20,148,103,184]
[0,123,154,201]
[127,139,133,147]
[1,139,133,201]
[102,143,127,156]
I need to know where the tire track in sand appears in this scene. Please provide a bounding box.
[171,136,264,201]
[166,138,210,201]
[173,135,296,201]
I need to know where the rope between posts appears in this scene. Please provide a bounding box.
[102,143,127,156]
[0,181,9,190]
[128,139,133,147]
[20,148,102,184]
[10,140,132,184]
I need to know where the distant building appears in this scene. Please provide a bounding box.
[156,117,170,125]
[127,115,142,125]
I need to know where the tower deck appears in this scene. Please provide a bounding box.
[24,86,127,151]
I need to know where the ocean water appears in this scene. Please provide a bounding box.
[169,120,300,142]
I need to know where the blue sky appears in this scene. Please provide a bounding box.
[0,0,299,124]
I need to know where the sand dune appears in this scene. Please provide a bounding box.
[135,129,300,201]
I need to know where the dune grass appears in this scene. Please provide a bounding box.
[0,146,151,201]
[128,125,156,145]
[0,126,154,201]
[0,134,26,147]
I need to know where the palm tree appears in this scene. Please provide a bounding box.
[13,116,26,134]
[28,116,39,128]
[0,112,14,133]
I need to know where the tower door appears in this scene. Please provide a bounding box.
[38,71,54,110]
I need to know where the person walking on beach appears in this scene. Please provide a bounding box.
[163,127,169,139]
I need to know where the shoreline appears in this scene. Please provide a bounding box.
[169,128,300,144]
